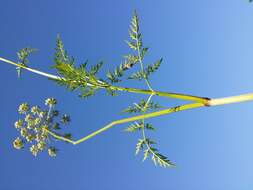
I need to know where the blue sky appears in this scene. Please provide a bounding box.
[1,0,253,189]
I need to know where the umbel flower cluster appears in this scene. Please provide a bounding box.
[13,98,71,157]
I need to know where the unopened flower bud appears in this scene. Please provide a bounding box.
[48,147,57,157]
[14,119,23,129]
[13,137,24,149]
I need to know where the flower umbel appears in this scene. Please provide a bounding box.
[13,98,72,157]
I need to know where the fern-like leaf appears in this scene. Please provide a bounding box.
[150,149,175,168]
[90,61,103,75]
[140,138,175,168]
[135,139,145,155]
[125,121,155,132]
[54,34,74,65]
[52,36,110,99]
[128,71,144,81]
[144,58,163,79]
[16,47,37,78]
[123,99,162,113]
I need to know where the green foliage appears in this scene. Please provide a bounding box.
[126,10,142,50]
[128,70,144,80]
[90,61,103,75]
[125,11,162,81]
[107,11,148,83]
[52,35,112,98]
[125,121,155,132]
[148,147,175,167]
[54,34,74,65]
[16,47,37,78]
[144,58,163,78]
[106,55,139,83]
[135,138,175,167]
[13,98,72,157]
[123,99,162,113]
[120,11,173,168]
[106,63,125,83]
[128,58,163,80]
[135,139,145,155]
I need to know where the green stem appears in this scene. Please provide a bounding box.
[110,86,209,103]
[45,102,203,145]
[0,56,209,103]
[136,31,154,92]
[45,92,253,145]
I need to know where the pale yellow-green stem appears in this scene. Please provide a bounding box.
[45,102,203,145]
[44,92,253,145]
[0,56,209,103]
[207,93,253,106]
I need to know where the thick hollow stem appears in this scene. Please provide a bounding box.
[0,56,209,103]
[207,93,253,106]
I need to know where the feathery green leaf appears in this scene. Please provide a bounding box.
[135,139,145,155]
[16,47,37,78]
[123,99,162,113]
[144,58,163,78]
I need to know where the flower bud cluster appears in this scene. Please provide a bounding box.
[13,98,71,157]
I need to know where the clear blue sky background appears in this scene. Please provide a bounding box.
[1,0,253,189]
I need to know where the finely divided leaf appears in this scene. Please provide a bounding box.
[16,47,37,78]
[135,139,145,155]
[123,99,162,113]
[144,58,163,78]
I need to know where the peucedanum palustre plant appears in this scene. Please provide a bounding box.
[2,11,253,168]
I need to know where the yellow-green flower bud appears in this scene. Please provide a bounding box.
[30,145,39,156]
[18,103,29,114]
[52,110,59,117]
[20,128,28,137]
[13,137,24,149]
[38,111,47,118]
[14,119,23,129]
[48,147,57,157]
[27,123,35,130]
[35,134,41,142]
[37,141,46,151]
[26,134,35,142]
[45,98,57,106]
[61,114,70,124]
[25,114,33,122]
[31,106,40,115]
[34,118,41,125]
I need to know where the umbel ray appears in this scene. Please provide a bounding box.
[1,11,253,168]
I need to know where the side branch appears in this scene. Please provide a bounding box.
[45,92,253,145]
[45,102,204,145]
[0,56,209,103]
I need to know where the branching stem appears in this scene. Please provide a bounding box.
[44,91,253,145]
[2,57,253,146]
